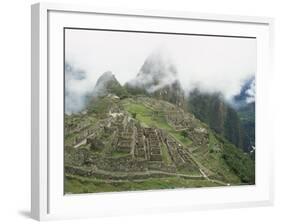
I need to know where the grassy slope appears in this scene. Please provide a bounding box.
[65,175,220,194]
[191,132,241,184]
[123,98,247,184]
[122,99,192,146]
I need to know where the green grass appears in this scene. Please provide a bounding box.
[172,132,192,146]
[160,143,172,165]
[65,175,221,194]
[222,143,255,184]
[208,131,216,149]
[88,97,113,117]
[122,100,192,147]
[192,144,241,184]
[110,150,130,158]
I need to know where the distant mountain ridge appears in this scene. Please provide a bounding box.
[186,89,245,150]
[232,77,255,151]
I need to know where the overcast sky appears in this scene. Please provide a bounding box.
[65,28,256,113]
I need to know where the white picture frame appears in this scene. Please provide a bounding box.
[31,2,274,221]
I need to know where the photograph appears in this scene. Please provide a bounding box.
[64,28,256,194]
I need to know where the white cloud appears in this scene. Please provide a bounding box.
[245,79,256,103]
[65,29,256,111]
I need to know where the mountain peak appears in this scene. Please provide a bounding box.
[95,71,117,87]
[125,51,185,108]
[128,51,178,93]
[94,71,127,98]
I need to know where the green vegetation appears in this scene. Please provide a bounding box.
[208,131,217,150]
[65,175,221,194]
[123,98,252,185]
[238,103,255,152]
[124,83,149,97]
[88,97,112,116]
[192,144,241,183]
[110,150,130,158]
[95,72,129,99]
[123,100,192,146]
[207,132,254,183]
[109,82,128,99]
[187,89,249,152]
[160,143,172,165]
[65,95,255,193]
[188,131,242,183]
[224,107,243,149]
[181,130,188,139]
[222,143,255,183]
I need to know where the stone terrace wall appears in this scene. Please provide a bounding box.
[96,156,148,172]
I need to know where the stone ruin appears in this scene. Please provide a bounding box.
[165,110,191,130]
[145,128,162,162]
[116,132,133,153]
[134,127,146,160]
[65,99,204,179]
[184,127,209,145]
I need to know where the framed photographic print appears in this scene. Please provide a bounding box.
[31,2,274,221]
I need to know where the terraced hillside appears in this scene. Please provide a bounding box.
[64,95,254,194]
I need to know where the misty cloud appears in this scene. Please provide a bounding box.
[65,29,256,113]
[65,62,93,114]
[128,50,178,93]
[245,78,255,103]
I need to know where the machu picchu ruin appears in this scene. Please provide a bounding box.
[64,92,255,194]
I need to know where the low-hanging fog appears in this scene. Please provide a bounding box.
[65,29,256,114]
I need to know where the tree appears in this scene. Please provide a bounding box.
[181,130,188,139]
[132,112,137,119]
